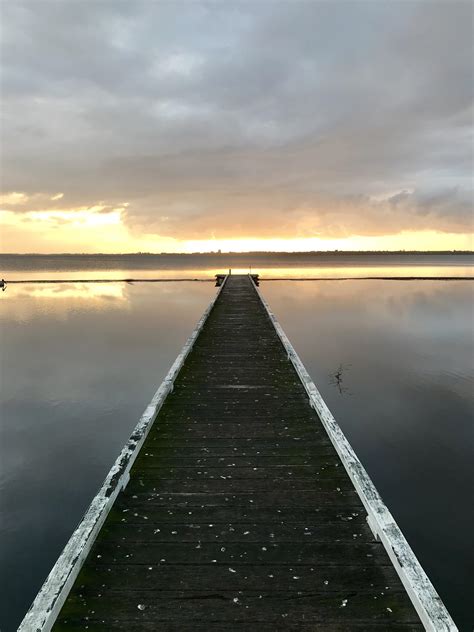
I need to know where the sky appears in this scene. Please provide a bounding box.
[1,0,473,253]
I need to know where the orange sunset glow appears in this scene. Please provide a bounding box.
[1,201,472,254]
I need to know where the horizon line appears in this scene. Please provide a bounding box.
[1,250,473,257]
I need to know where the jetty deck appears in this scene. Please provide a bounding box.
[20,275,456,631]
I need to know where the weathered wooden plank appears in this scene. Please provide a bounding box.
[107,505,365,525]
[134,442,338,453]
[57,590,421,624]
[123,477,355,493]
[82,541,397,566]
[99,520,372,543]
[136,437,329,446]
[118,490,362,508]
[69,562,403,591]
[53,622,423,632]
[150,417,326,428]
[127,464,348,478]
[133,455,343,467]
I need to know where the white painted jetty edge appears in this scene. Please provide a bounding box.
[18,276,228,632]
[251,275,457,632]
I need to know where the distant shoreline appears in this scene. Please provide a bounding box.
[1,250,473,257]
[5,276,473,284]
[1,251,472,273]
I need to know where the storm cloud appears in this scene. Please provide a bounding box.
[1,0,473,242]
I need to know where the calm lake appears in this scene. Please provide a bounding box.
[0,255,473,630]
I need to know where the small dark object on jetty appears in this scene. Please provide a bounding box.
[215,273,226,286]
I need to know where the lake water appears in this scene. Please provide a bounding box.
[0,255,473,630]
[1,252,473,281]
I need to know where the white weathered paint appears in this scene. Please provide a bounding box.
[251,275,457,632]
[18,276,228,632]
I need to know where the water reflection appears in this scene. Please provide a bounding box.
[261,280,474,630]
[256,264,473,278]
[2,264,473,281]
[0,281,214,631]
[13,283,127,300]
[1,277,472,630]
[1,253,472,281]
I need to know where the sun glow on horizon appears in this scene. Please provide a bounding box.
[1,202,472,254]
[183,232,473,254]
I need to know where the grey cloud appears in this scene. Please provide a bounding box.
[1,0,472,240]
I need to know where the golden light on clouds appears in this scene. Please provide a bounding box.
[1,200,472,254]
[0,202,179,253]
[27,208,121,227]
[1,188,472,254]
[0,192,30,206]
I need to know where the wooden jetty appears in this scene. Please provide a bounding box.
[19,275,456,631]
